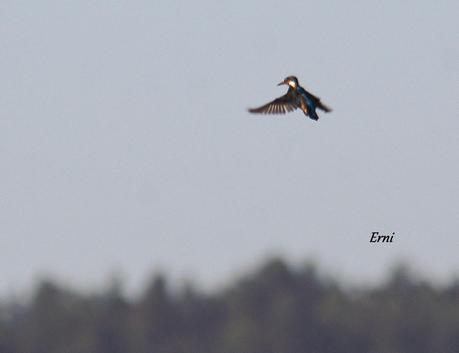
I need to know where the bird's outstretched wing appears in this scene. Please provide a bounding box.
[303,89,332,112]
[248,93,298,115]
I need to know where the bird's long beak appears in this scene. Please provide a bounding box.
[277,80,286,86]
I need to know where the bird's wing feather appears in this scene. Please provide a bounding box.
[302,89,332,112]
[248,92,298,115]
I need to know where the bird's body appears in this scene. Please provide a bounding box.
[248,76,331,120]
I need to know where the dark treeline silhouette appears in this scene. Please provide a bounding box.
[0,258,458,353]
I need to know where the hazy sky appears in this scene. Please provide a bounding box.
[1,0,458,294]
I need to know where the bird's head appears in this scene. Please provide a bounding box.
[278,76,299,88]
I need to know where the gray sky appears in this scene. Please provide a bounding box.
[1,0,458,294]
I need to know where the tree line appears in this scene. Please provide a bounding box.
[0,258,458,353]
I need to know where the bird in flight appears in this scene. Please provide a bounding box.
[248,76,332,121]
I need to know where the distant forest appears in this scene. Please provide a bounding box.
[0,258,458,353]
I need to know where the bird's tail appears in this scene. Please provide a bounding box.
[307,109,319,121]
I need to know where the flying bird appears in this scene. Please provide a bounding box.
[248,76,332,121]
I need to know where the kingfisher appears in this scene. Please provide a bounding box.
[248,76,332,120]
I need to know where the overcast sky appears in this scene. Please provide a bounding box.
[1,0,458,295]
